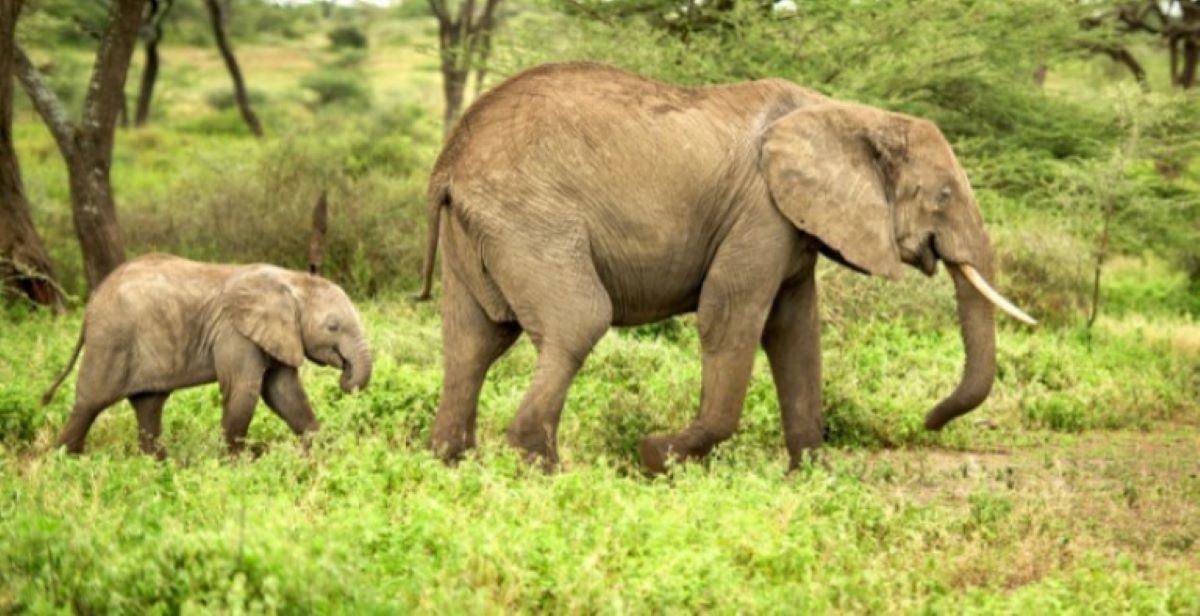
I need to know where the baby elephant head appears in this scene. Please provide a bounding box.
[224,267,373,393]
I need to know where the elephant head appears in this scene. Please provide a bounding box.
[223,268,373,393]
[761,102,1034,430]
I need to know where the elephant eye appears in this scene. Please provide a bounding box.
[326,322,341,332]
[938,186,953,203]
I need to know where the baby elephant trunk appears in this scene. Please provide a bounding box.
[339,336,373,393]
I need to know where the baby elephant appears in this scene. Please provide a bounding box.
[43,254,373,458]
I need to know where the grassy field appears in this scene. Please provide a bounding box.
[2,296,1197,611]
[3,5,1199,612]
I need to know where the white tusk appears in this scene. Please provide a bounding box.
[959,264,1038,326]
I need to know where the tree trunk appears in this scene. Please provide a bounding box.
[1180,38,1199,88]
[14,0,143,290]
[66,152,127,288]
[429,0,502,137]
[0,0,62,309]
[134,34,158,125]
[135,0,171,126]
[204,0,263,138]
[441,66,467,134]
[1032,63,1047,88]
[308,190,327,274]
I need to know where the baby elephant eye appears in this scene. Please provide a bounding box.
[326,322,341,332]
[938,186,953,202]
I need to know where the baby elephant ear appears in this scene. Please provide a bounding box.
[761,103,906,280]
[223,268,305,367]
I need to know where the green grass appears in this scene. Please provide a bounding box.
[1,300,1196,612]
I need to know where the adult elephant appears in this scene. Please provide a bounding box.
[417,62,1034,473]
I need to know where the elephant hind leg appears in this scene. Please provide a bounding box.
[431,268,522,462]
[55,349,130,454]
[130,392,170,460]
[57,400,115,454]
[492,245,613,470]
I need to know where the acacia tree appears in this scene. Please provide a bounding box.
[0,0,62,309]
[1086,0,1200,89]
[14,0,144,289]
[204,0,262,137]
[429,0,502,134]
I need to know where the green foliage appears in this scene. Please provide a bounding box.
[115,104,436,297]
[300,70,372,109]
[328,24,368,49]
[203,87,269,113]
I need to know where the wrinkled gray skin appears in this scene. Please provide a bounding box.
[44,254,372,458]
[419,63,1000,473]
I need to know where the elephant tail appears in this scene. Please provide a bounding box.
[42,329,84,406]
[415,182,449,302]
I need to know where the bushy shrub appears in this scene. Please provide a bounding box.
[300,70,372,109]
[204,87,269,112]
[328,24,369,49]
[120,104,439,297]
[990,224,1093,327]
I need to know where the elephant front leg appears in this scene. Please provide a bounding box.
[214,336,268,456]
[638,342,761,475]
[762,270,824,471]
[638,259,777,475]
[261,366,320,449]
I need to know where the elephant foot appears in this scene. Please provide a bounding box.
[638,434,691,476]
[505,422,558,472]
[141,445,169,462]
[225,440,269,461]
[427,422,472,461]
[786,447,829,474]
[431,442,471,466]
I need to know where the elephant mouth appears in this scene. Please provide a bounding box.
[930,236,1038,326]
[903,233,938,276]
[919,236,939,276]
[306,348,346,369]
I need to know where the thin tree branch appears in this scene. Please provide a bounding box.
[12,45,76,160]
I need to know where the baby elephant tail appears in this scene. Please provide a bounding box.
[42,330,84,406]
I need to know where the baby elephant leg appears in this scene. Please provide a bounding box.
[214,336,269,456]
[56,349,129,454]
[129,392,170,460]
[261,366,320,447]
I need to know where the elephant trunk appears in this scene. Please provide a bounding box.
[339,335,373,393]
[924,261,997,430]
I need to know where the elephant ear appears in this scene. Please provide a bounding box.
[222,268,305,367]
[761,103,907,280]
